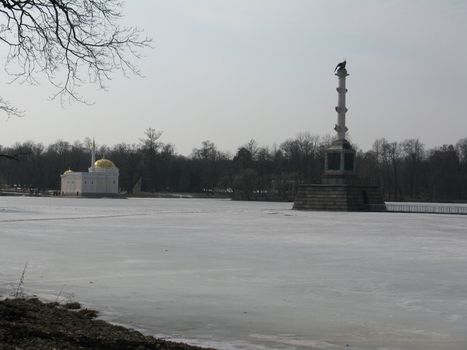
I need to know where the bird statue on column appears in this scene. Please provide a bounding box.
[334,60,346,72]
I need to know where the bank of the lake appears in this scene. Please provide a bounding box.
[0,297,213,350]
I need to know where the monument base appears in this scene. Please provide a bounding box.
[293,183,386,212]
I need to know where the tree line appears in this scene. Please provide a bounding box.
[1,128,466,203]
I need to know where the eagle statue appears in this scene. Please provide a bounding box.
[334,60,346,72]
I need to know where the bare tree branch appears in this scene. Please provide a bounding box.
[0,0,151,110]
[0,96,23,117]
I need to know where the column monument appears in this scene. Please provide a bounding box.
[323,61,356,184]
[335,60,349,141]
[293,61,386,211]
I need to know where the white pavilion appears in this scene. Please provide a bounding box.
[61,141,119,196]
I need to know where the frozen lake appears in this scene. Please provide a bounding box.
[1,197,466,350]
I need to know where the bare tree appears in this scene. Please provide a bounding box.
[140,128,163,153]
[0,0,151,115]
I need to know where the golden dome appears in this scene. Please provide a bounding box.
[95,158,116,169]
[64,169,73,175]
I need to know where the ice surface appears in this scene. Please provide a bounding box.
[1,197,467,350]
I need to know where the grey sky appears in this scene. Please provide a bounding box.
[0,0,466,155]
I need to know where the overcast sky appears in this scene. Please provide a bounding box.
[0,0,466,155]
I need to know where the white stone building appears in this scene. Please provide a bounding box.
[61,141,119,196]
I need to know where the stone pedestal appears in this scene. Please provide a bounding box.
[293,139,386,211]
[293,183,386,211]
[324,139,356,183]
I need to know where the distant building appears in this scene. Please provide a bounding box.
[61,140,119,196]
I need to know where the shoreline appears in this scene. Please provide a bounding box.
[0,297,214,350]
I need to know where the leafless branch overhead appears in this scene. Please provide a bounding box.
[0,0,151,102]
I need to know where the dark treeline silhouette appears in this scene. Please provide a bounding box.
[1,129,466,203]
